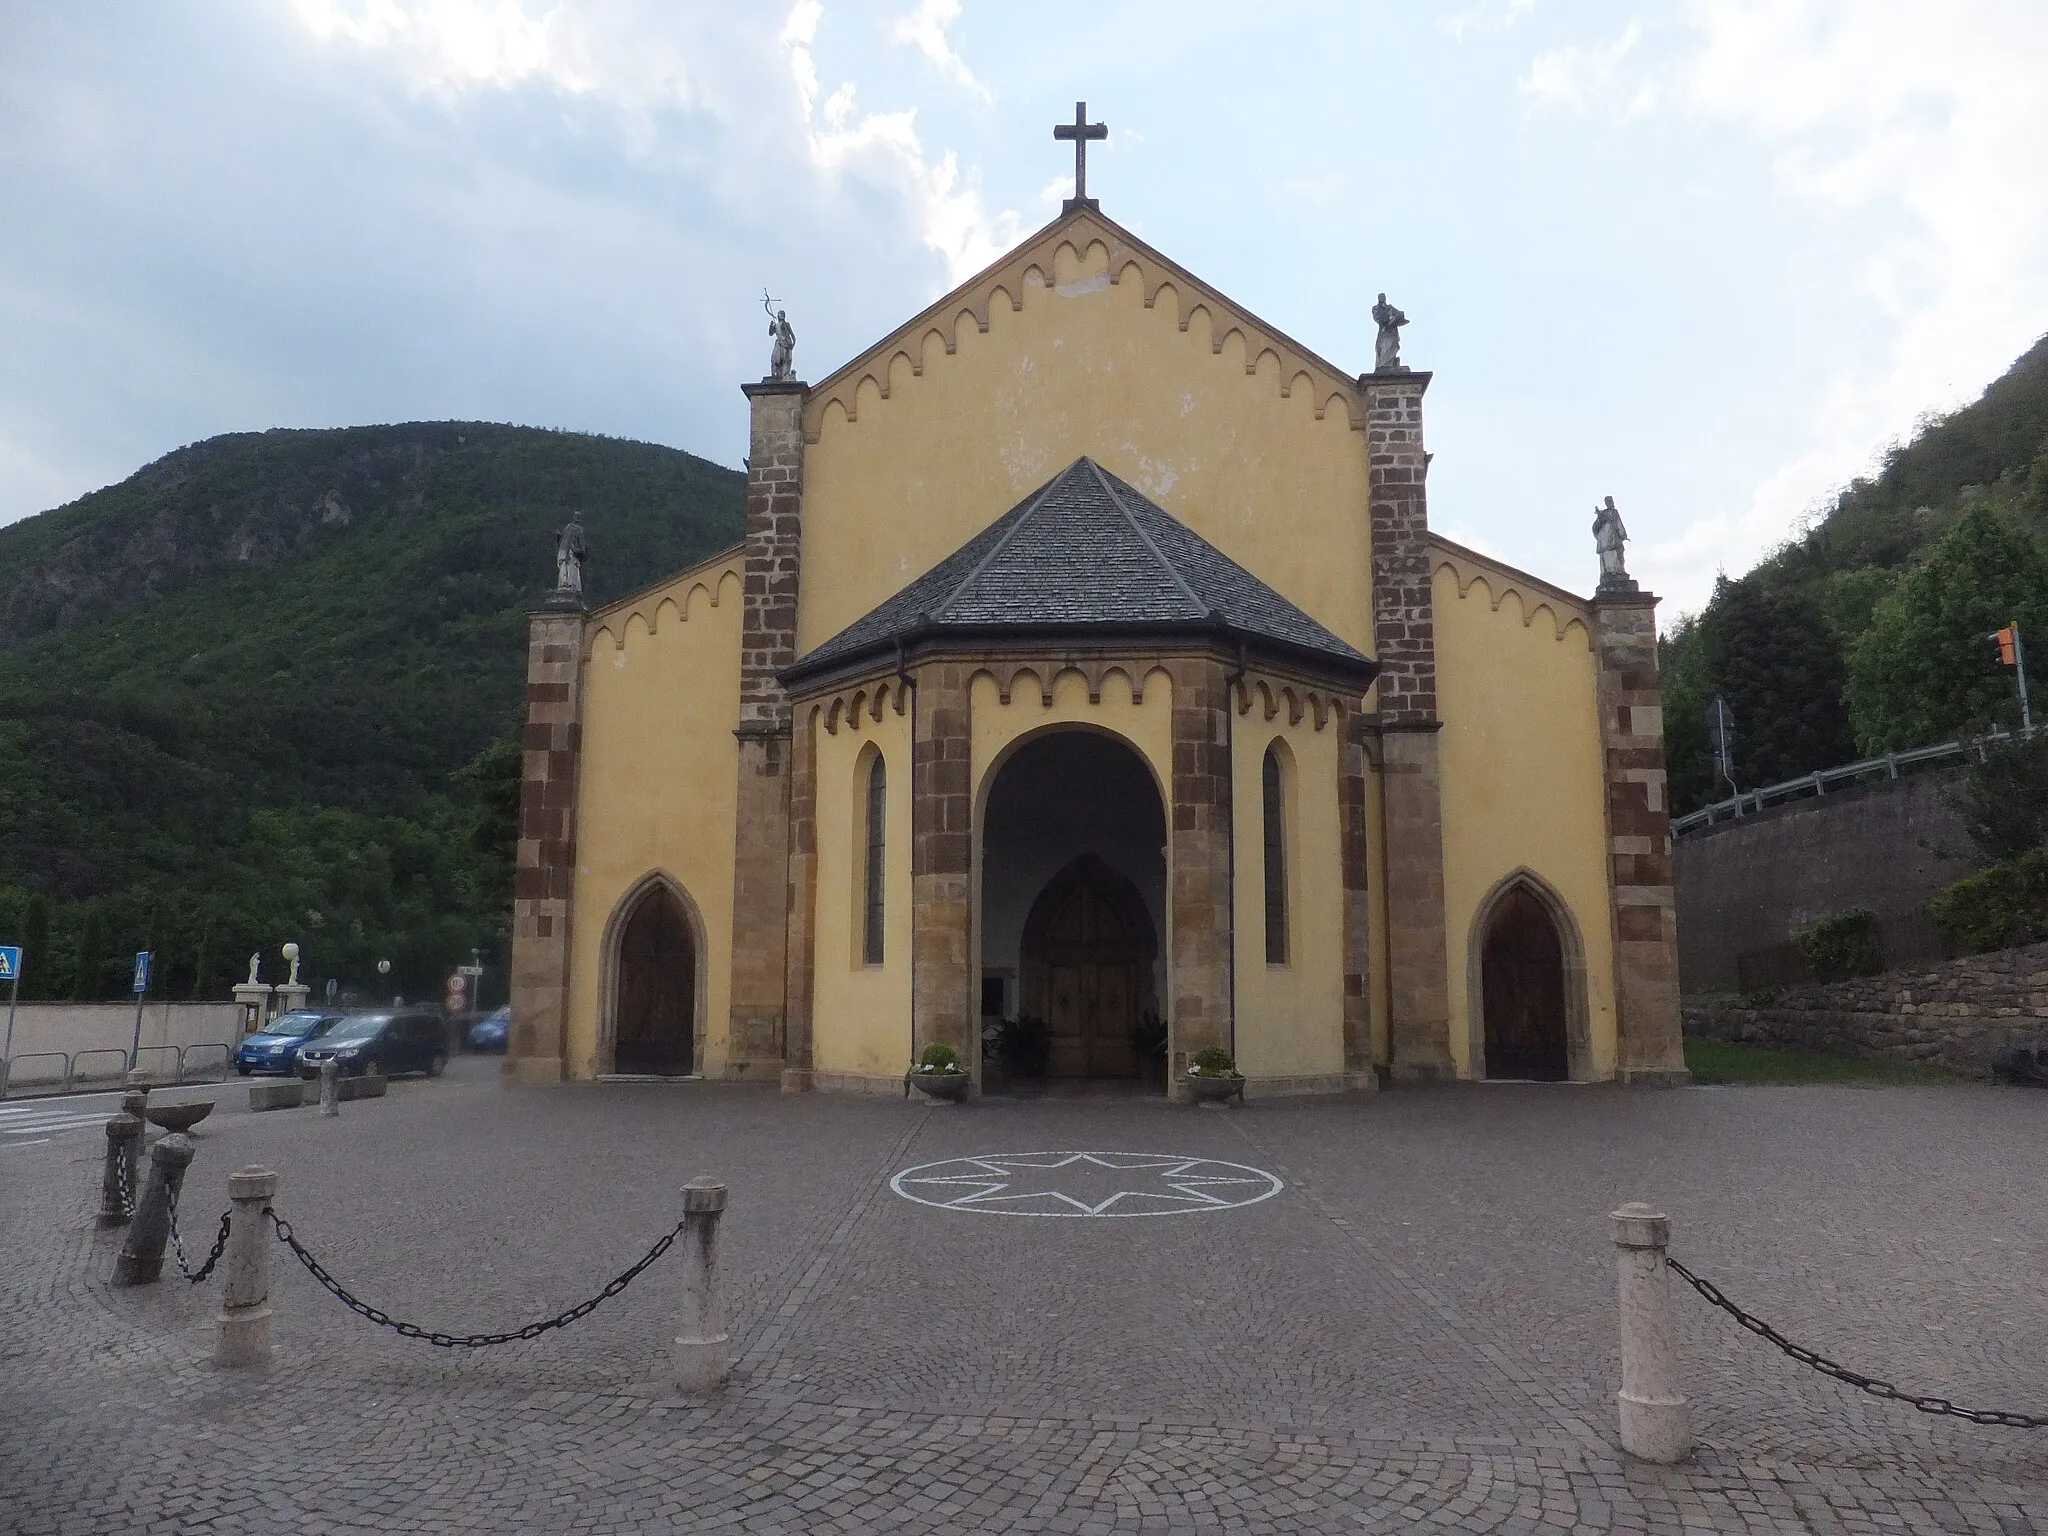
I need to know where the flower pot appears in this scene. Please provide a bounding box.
[1185,1073,1244,1106]
[908,1070,971,1103]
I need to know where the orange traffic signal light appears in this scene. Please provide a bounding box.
[1993,625,2018,667]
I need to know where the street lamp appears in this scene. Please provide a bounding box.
[377,958,393,1007]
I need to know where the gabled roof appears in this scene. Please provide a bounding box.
[784,458,1376,687]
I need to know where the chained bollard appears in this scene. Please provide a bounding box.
[98,1112,143,1227]
[1612,1203,1692,1463]
[113,1133,196,1286]
[215,1166,278,1367]
[672,1177,729,1393]
[122,1085,149,1126]
[319,1059,340,1117]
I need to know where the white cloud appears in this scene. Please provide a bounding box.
[1440,0,1537,43]
[1522,1,2048,607]
[888,0,991,102]
[1520,21,1653,117]
[290,0,584,95]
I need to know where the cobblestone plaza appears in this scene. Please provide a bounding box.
[5,1062,2047,1533]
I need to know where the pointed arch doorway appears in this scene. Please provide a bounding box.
[1479,885,1569,1081]
[610,881,697,1076]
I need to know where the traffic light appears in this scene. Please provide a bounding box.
[1993,625,2018,668]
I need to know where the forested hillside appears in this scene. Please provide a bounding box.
[1663,332,2048,813]
[0,424,744,1006]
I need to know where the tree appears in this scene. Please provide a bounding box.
[22,894,48,1001]
[1695,575,1857,790]
[71,904,104,1001]
[1944,733,2048,865]
[1845,505,2048,751]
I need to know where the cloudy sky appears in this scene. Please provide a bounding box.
[3,1,2044,613]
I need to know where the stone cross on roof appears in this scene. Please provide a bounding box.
[1053,101,1107,213]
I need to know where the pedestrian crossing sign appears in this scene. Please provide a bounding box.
[0,946,19,982]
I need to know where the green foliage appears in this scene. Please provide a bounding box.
[917,1042,962,1072]
[1929,848,2048,955]
[23,894,48,1000]
[0,422,744,1004]
[70,904,104,1000]
[1793,907,1885,982]
[1662,333,2048,811]
[1189,1046,1238,1077]
[1944,733,2048,865]
[1682,1037,1958,1086]
[1843,505,2048,750]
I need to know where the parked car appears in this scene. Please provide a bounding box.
[468,1004,510,1053]
[234,1011,346,1076]
[296,1011,448,1080]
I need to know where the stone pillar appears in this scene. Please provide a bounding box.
[1168,657,1234,1097]
[99,1111,141,1227]
[113,1133,195,1287]
[1611,1203,1691,1462]
[231,983,271,1036]
[1337,704,1377,1085]
[1593,589,1688,1084]
[911,663,974,1068]
[726,379,807,1077]
[272,982,310,1018]
[319,1058,340,1117]
[1364,370,1454,1080]
[215,1165,278,1368]
[507,598,586,1086]
[781,702,819,1093]
[672,1177,730,1393]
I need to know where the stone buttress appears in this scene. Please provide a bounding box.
[507,597,586,1084]
[729,379,807,1079]
[1364,371,1455,1080]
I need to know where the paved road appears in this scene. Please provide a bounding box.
[3,1061,2046,1532]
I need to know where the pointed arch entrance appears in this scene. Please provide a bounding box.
[604,877,701,1076]
[1470,872,1589,1082]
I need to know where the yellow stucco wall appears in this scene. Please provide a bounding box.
[798,234,1373,657]
[567,561,743,1079]
[1431,560,1618,1079]
[808,683,915,1080]
[1231,689,1347,1081]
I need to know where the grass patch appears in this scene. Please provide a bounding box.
[1683,1037,1963,1086]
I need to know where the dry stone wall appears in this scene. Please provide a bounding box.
[1683,940,2048,1077]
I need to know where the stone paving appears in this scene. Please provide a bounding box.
[4,1060,2048,1532]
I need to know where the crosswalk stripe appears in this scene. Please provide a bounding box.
[3,1113,111,1135]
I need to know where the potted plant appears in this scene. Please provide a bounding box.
[907,1042,972,1102]
[1184,1046,1245,1105]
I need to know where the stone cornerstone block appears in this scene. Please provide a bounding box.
[727,379,808,1078]
[507,605,586,1087]
[1168,656,1234,1099]
[1594,592,1687,1084]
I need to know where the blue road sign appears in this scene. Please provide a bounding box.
[132,950,152,995]
[0,946,19,982]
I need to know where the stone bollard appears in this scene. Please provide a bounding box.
[1612,1203,1692,1463]
[122,1085,149,1127]
[319,1059,340,1117]
[126,1067,152,1095]
[672,1177,730,1393]
[113,1133,196,1286]
[98,1112,143,1227]
[215,1166,278,1368]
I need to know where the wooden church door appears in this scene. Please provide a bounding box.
[1480,886,1568,1081]
[1027,860,1148,1078]
[615,886,696,1076]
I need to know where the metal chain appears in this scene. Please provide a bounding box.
[115,1147,135,1218]
[1667,1256,2048,1429]
[164,1185,232,1285]
[266,1208,691,1348]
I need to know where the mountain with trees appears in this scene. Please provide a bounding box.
[1662,331,2048,814]
[0,423,744,1007]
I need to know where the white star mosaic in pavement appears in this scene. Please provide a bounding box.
[888,1152,1284,1217]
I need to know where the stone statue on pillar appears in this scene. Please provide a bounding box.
[245,952,261,986]
[1372,292,1409,374]
[764,291,796,382]
[554,517,586,599]
[1593,495,1635,591]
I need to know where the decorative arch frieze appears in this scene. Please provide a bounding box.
[801,210,1368,445]
[819,676,909,735]
[1232,674,1350,732]
[584,560,743,658]
[1427,540,1594,648]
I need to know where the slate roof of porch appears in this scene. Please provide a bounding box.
[784,457,1375,684]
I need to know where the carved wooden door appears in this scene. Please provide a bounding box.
[1481,887,1568,1081]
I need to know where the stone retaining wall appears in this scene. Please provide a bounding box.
[3,1002,244,1065]
[1683,940,2048,1076]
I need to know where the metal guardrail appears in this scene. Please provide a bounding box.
[68,1048,130,1086]
[131,1045,181,1082]
[180,1043,230,1082]
[0,1051,69,1098]
[1673,724,2040,836]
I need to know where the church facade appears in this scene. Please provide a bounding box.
[507,205,1688,1097]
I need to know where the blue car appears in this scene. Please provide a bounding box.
[468,1004,510,1053]
[235,1011,346,1076]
